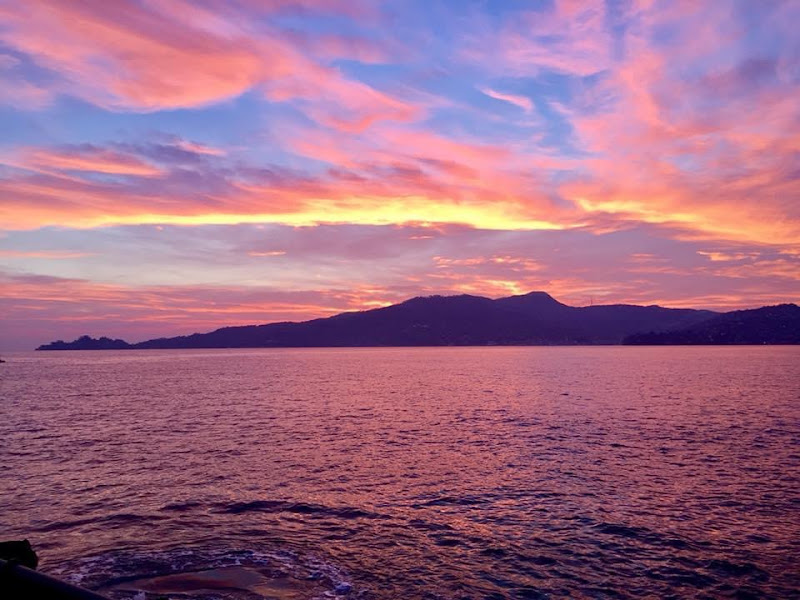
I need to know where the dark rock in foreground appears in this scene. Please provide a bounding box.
[623,304,800,345]
[0,539,38,569]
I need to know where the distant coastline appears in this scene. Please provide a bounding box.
[37,291,800,350]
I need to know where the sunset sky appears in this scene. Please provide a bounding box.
[1,0,798,350]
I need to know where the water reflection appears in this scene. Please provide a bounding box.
[2,347,798,599]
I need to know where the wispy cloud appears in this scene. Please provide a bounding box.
[480,87,534,112]
[0,250,95,259]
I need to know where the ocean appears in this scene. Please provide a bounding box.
[2,347,798,599]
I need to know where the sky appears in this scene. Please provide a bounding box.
[0,0,798,350]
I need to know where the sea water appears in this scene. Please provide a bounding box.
[2,347,798,599]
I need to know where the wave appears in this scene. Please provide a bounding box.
[213,499,386,520]
[35,513,165,533]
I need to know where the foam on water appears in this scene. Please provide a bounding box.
[50,545,357,600]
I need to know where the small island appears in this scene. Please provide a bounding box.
[39,335,132,351]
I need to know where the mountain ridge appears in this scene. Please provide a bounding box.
[36,291,799,350]
[623,303,800,345]
[32,291,764,350]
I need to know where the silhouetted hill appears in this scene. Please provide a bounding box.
[623,304,800,345]
[38,335,132,350]
[37,291,724,350]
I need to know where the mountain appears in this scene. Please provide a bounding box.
[623,304,800,345]
[37,291,723,350]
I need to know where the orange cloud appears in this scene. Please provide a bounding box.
[0,250,95,259]
[697,251,760,262]
[1,122,576,231]
[248,251,287,257]
[17,146,163,176]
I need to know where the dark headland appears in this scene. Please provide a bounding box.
[36,291,800,350]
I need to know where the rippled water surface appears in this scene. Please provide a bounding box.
[2,347,799,599]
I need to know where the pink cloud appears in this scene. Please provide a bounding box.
[17,145,163,176]
[555,1,800,245]
[265,72,421,133]
[479,87,534,112]
[172,140,226,157]
[234,0,378,20]
[463,0,613,77]
[0,0,412,127]
[282,31,394,64]
[0,1,268,111]
[0,0,796,252]
[0,250,95,259]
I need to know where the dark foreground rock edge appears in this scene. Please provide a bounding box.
[36,292,799,350]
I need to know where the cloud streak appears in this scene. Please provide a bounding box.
[480,87,534,113]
